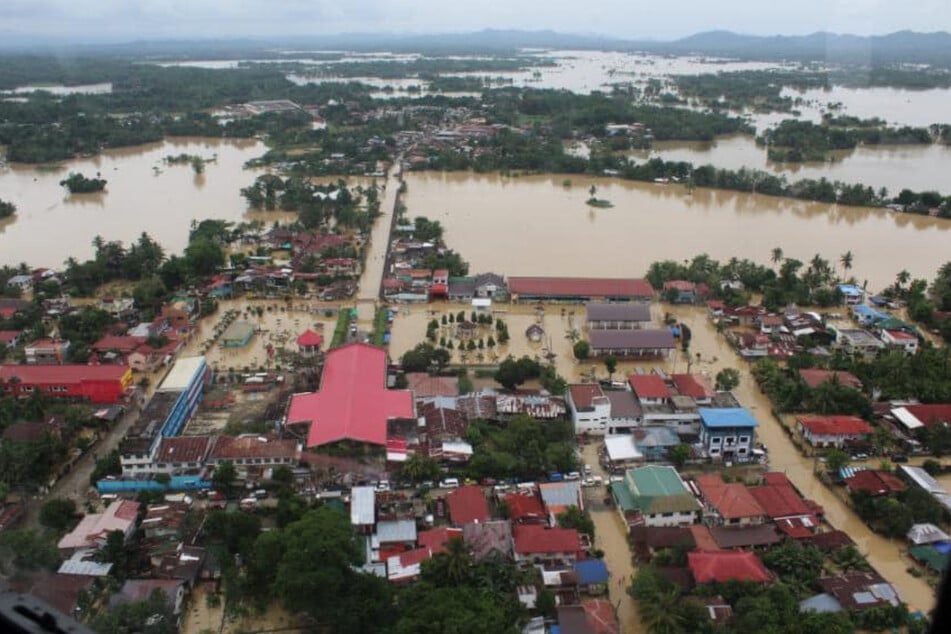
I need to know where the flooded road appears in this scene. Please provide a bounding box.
[583,443,644,634]
[666,304,936,613]
[632,135,951,195]
[357,161,401,305]
[0,137,265,267]
[404,171,951,291]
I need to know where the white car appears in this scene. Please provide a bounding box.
[566,471,581,481]
[439,478,460,489]
[377,480,391,491]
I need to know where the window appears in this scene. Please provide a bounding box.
[711,437,721,444]
[738,448,748,455]
[739,436,750,444]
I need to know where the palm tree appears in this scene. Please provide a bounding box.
[770,247,784,265]
[895,269,911,293]
[639,587,686,634]
[840,250,854,279]
[443,537,472,585]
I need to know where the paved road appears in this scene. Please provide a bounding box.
[21,402,143,529]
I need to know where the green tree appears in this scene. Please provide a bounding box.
[212,460,236,492]
[639,587,686,634]
[39,498,77,532]
[715,368,741,392]
[573,339,590,360]
[0,529,60,571]
[535,587,557,618]
[824,448,851,472]
[403,453,441,484]
[771,247,784,265]
[89,588,177,634]
[604,354,618,379]
[556,506,595,538]
[668,443,692,469]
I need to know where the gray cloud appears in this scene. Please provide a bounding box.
[2,0,949,41]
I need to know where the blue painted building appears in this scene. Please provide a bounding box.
[156,356,209,438]
[97,474,211,494]
[837,284,865,306]
[698,408,758,463]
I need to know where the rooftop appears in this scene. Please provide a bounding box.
[627,374,670,400]
[406,373,459,399]
[589,329,675,351]
[513,524,582,555]
[502,492,547,522]
[698,408,758,429]
[694,474,766,520]
[569,383,607,410]
[157,356,206,392]
[845,470,906,496]
[286,343,414,448]
[209,434,299,460]
[671,373,716,399]
[747,484,811,519]
[798,416,872,437]
[799,369,863,390]
[418,526,463,554]
[155,436,212,464]
[688,551,771,584]
[585,302,651,322]
[508,276,654,299]
[58,500,140,550]
[447,486,490,525]
[709,525,782,549]
[296,329,323,347]
[0,364,128,385]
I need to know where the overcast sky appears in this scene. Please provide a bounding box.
[3,0,949,42]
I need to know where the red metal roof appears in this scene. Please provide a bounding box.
[417,527,463,555]
[671,373,715,399]
[155,436,212,464]
[92,335,146,354]
[0,364,128,384]
[798,416,872,437]
[885,329,916,340]
[775,515,818,539]
[694,474,765,520]
[762,472,792,486]
[296,329,323,347]
[502,493,547,522]
[448,486,490,525]
[514,524,583,555]
[747,484,811,519]
[844,470,907,496]
[688,551,771,584]
[568,383,606,409]
[799,369,863,390]
[902,404,951,428]
[286,343,414,448]
[508,277,654,299]
[627,374,670,400]
[0,330,23,344]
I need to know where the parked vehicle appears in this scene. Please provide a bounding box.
[566,471,582,481]
[439,478,460,488]
[547,472,564,482]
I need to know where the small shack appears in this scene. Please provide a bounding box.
[221,321,255,348]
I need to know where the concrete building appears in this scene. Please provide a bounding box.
[698,408,758,463]
[610,465,701,528]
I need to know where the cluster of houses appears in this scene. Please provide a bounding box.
[612,464,904,616]
[711,285,921,361]
[350,480,617,632]
[567,371,759,466]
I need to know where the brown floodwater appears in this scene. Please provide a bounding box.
[632,136,951,195]
[403,171,951,291]
[0,137,266,267]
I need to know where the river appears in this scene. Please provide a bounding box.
[631,135,951,195]
[402,171,951,292]
[0,137,267,267]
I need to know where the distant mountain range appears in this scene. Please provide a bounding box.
[4,28,951,67]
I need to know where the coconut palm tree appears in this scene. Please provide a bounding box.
[443,537,473,585]
[840,250,854,279]
[895,269,911,293]
[639,587,686,634]
[770,247,784,265]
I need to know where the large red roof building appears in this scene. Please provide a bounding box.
[0,364,133,404]
[447,486,490,526]
[286,343,414,448]
[687,551,771,584]
[508,277,654,302]
[694,474,766,525]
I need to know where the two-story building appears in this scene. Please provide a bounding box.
[880,329,918,355]
[513,524,585,568]
[567,384,611,435]
[610,465,701,529]
[698,408,758,462]
[694,474,767,526]
[797,415,872,449]
[24,338,70,364]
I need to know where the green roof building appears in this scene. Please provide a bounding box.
[610,465,701,530]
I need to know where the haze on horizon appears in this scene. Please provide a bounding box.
[2,0,950,44]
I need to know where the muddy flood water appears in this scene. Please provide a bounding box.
[403,171,951,291]
[0,137,267,267]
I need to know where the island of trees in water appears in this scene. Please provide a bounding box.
[59,172,107,193]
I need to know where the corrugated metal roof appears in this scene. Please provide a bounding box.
[350,486,375,525]
[158,356,206,392]
[376,519,417,543]
[539,481,582,508]
[698,408,759,429]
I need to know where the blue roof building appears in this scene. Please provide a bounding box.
[837,284,865,306]
[698,408,758,463]
[574,559,609,588]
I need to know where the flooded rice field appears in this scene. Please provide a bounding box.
[403,171,951,291]
[0,137,267,267]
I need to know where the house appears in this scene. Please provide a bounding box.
[567,384,611,434]
[906,523,951,546]
[574,559,610,593]
[5,274,33,291]
[851,303,887,326]
[662,280,697,304]
[386,547,431,583]
[417,401,469,460]
[632,427,680,461]
[670,374,716,404]
[508,277,654,303]
[585,302,651,330]
[153,436,214,474]
[24,338,70,364]
[286,343,414,449]
[797,416,872,448]
[0,364,133,404]
[628,374,670,405]
[889,404,951,432]
[630,526,696,563]
[844,470,906,497]
[604,391,643,433]
[539,481,584,518]
[207,435,301,479]
[603,434,644,469]
[0,298,29,319]
[417,526,463,554]
[687,551,771,584]
[376,519,418,549]
[447,486,490,526]
[709,525,782,549]
[837,284,865,305]
[140,502,190,540]
[502,493,547,525]
[693,474,767,526]
[22,574,95,617]
[513,524,585,567]
[463,520,514,561]
[818,572,900,611]
[798,369,863,391]
[58,500,140,553]
[610,465,701,528]
[757,314,784,334]
[127,339,181,373]
[350,486,376,532]
[154,544,206,585]
[698,408,758,462]
[588,329,675,358]
[880,329,918,355]
[406,373,458,399]
[296,329,323,355]
[110,578,186,617]
[747,477,813,522]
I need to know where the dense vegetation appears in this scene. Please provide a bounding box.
[0,199,15,219]
[761,119,933,163]
[465,415,577,480]
[59,172,107,193]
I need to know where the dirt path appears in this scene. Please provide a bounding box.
[583,443,644,634]
[667,304,936,613]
